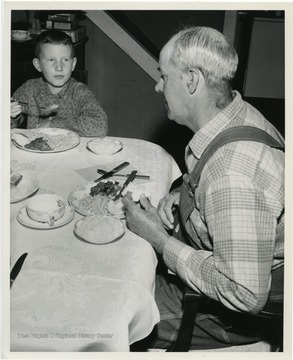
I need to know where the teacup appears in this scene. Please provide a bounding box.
[11,30,30,40]
[26,194,66,226]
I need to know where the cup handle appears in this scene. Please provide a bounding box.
[48,215,55,227]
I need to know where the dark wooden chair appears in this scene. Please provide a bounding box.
[167,266,284,352]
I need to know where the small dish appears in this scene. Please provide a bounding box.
[74,214,125,244]
[87,137,123,156]
[17,204,75,229]
[10,174,39,203]
[11,36,33,42]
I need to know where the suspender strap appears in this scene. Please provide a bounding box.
[171,126,285,352]
[189,126,285,189]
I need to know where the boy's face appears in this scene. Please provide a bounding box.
[33,43,77,94]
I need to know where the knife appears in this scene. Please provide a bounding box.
[97,169,150,180]
[114,170,137,200]
[94,161,130,182]
[10,252,28,289]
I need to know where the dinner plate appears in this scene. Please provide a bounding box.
[11,128,80,153]
[17,204,75,229]
[74,214,125,244]
[87,137,123,155]
[68,181,150,216]
[68,180,121,216]
[10,174,39,203]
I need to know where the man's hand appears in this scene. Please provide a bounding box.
[122,192,170,254]
[157,190,180,230]
[10,100,22,119]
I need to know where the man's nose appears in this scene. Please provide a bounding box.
[155,80,163,93]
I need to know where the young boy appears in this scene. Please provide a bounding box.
[11,30,108,137]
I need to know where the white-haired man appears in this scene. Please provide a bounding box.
[123,27,284,350]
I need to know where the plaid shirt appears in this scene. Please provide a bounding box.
[163,91,284,313]
[11,77,108,137]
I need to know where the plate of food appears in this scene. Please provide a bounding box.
[10,170,39,203]
[68,180,150,218]
[74,214,125,244]
[11,128,80,153]
[68,179,122,216]
[87,137,123,156]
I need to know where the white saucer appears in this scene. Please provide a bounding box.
[10,174,39,203]
[17,204,75,229]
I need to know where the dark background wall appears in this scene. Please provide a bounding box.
[81,11,227,171]
[81,10,284,171]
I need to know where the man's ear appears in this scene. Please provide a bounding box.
[71,57,77,72]
[32,58,42,72]
[187,68,200,94]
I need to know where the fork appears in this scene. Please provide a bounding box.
[16,101,47,110]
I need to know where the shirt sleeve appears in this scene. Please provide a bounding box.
[163,174,279,314]
[50,83,108,137]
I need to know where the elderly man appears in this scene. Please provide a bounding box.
[123,27,284,350]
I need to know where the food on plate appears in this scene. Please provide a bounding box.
[71,180,122,216]
[74,214,125,244]
[69,180,150,217]
[107,199,125,218]
[122,183,151,202]
[10,174,39,203]
[10,170,23,186]
[24,137,53,151]
[107,184,151,218]
[89,180,121,198]
[11,133,30,147]
[12,129,80,152]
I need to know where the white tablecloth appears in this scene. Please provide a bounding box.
[10,135,181,352]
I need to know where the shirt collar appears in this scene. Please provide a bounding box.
[39,77,73,99]
[187,90,244,160]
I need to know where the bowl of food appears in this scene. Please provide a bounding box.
[87,137,123,156]
[26,194,66,226]
[74,214,125,244]
[11,30,30,40]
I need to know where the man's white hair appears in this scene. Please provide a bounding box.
[167,26,238,106]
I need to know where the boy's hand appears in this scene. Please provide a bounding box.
[10,100,22,119]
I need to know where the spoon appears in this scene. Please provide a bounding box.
[13,101,59,112]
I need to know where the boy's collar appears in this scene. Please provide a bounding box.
[40,77,72,98]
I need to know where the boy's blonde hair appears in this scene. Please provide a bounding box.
[35,30,75,59]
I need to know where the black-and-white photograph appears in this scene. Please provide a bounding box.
[3,3,291,358]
